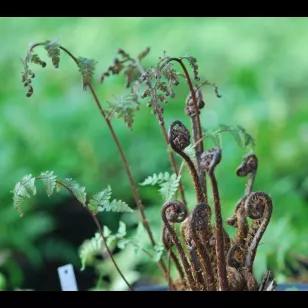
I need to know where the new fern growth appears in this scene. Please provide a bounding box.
[15,39,276,291]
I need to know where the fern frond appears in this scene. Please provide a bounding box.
[12,174,37,217]
[140,172,180,201]
[140,172,170,186]
[77,57,97,90]
[88,186,112,213]
[237,125,256,150]
[116,221,127,237]
[63,178,87,206]
[43,39,60,68]
[39,171,57,197]
[211,132,223,148]
[79,232,103,270]
[159,173,181,201]
[105,200,134,213]
[107,89,140,130]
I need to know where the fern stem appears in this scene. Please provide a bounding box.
[161,58,207,202]
[208,170,228,291]
[162,226,186,289]
[54,180,134,291]
[161,201,196,290]
[87,84,172,285]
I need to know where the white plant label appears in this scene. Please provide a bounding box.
[58,264,78,291]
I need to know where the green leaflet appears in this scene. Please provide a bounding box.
[39,171,57,197]
[140,172,181,201]
[12,174,37,217]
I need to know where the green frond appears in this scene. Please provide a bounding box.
[39,171,57,197]
[140,172,171,186]
[116,221,127,238]
[64,178,87,206]
[140,172,180,201]
[184,144,196,160]
[79,232,103,271]
[211,132,223,148]
[237,125,256,150]
[104,199,134,213]
[159,173,181,201]
[88,186,112,213]
[89,187,133,214]
[12,174,37,217]
[77,57,97,90]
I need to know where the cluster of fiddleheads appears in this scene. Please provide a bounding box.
[160,121,275,291]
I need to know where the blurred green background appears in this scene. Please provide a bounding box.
[1,17,308,290]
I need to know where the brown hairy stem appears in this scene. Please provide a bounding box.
[161,200,196,290]
[54,180,134,291]
[209,170,228,290]
[200,147,228,290]
[190,203,215,290]
[244,192,273,272]
[162,226,187,289]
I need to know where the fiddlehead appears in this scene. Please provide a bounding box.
[244,192,273,272]
[236,153,258,195]
[226,195,249,250]
[200,147,228,290]
[190,203,215,291]
[226,245,245,291]
[168,121,205,203]
[161,200,196,290]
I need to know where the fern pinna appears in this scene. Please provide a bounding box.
[14,39,276,291]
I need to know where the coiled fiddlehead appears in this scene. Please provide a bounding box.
[226,195,249,251]
[226,245,245,291]
[161,200,196,290]
[236,153,258,195]
[168,120,205,203]
[200,147,228,290]
[190,203,215,291]
[244,192,273,272]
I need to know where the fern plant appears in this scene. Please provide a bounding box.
[13,38,277,291]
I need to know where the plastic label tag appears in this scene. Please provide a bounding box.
[58,264,78,291]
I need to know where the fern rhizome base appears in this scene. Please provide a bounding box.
[13,39,276,291]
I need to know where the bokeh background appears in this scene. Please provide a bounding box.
[0,17,308,290]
